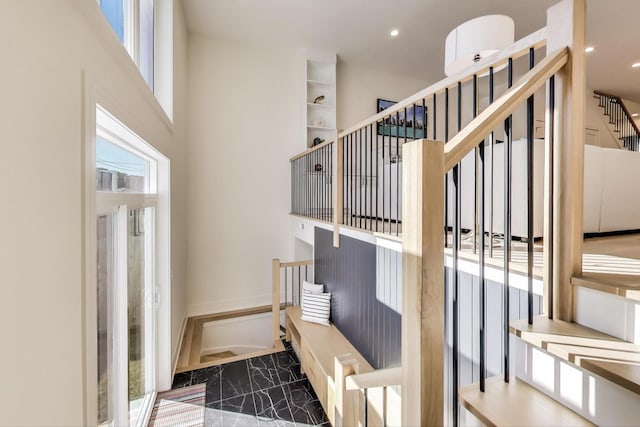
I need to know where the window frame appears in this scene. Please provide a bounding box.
[98,0,155,91]
[85,102,171,427]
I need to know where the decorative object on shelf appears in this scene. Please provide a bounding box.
[312,118,326,128]
[314,163,323,172]
[313,95,325,104]
[444,14,514,77]
[376,98,426,138]
[313,137,325,146]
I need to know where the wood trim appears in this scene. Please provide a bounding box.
[176,346,285,373]
[333,136,344,247]
[594,90,640,137]
[189,304,275,322]
[288,213,334,226]
[278,260,313,268]
[546,0,586,321]
[339,27,547,137]
[272,258,281,343]
[345,367,402,390]
[289,138,335,162]
[402,139,445,427]
[334,355,359,427]
[443,47,569,172]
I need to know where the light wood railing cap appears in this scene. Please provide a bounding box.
[443,47,569,172]
[289,138,335,162]
[345,366,402,390]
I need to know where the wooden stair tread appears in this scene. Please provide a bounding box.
[572,273,640,301]
[459,376,593,427]
[511,316,640,395]
[581,359,640,395]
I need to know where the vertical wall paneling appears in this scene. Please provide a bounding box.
[314,228,402,369]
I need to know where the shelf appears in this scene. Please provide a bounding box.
[307,126,336,131]
[307,103,335,109]
[307,79,334,86]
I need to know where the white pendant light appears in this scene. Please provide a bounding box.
[444,15,515,77]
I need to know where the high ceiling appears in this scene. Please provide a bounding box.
[182,0,640,102]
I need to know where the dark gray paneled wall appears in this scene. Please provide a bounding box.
[314,228,401,369]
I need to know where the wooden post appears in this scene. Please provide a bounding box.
[333,137,344,247]
[544,0,586,321]
[402,139,445,426]
[334,354,359,427]
[272,258,281,344]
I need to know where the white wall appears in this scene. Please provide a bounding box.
[337,61,431,131]
[0,0,188,425]
[186,35,303,316]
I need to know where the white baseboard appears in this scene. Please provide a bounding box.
[172,313,188,378]
[187,294,272,317]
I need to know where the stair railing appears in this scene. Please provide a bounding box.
[271,258,313,345]
[594,90,640,151]
[345,366,402,426]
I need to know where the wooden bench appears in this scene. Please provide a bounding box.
[285,306,373,425]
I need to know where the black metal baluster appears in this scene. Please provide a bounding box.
[351,133,355,227]
[396,111,401,236]
[452,162,461,426]
[376,121,380,232]
[473,75,478,255]
[445,89,450,246]
[548,75,555,319]
[364,389,369,426]
[388,114,392,233]
[383,118,386,231]
[527,48,535,325]
[504,57,513,382]
[370,123,374,231]
[360,128,364,229]
[489,67,495,257]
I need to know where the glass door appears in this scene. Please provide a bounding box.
[127,207,156,426]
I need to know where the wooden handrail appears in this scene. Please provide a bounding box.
[443,47,569,172]
[278,260,313,268]
[593,89,640,137]
[289,137,335,162]
[339,27,548,137]
[345,366,402,390]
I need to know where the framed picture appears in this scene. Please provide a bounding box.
[376,98,426,138]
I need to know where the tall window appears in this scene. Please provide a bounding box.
[99,0,155,89]
[95,106,168,427]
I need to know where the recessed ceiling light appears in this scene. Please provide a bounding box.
[633,113,639,117]
[390,29,399,37]
[585,46,595,53]
[633,62,640,68]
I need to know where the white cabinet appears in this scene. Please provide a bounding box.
[305,56,337,148]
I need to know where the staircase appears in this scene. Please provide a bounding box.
[285,0,640,424]
[594,90,640,151]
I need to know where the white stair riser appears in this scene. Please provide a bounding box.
[515,338,640,426]
[575,286,640,344]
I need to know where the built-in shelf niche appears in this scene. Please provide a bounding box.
[305,56,337,148]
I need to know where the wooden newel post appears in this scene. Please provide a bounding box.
[544,0,586,321]
[272,258,281,344]
[334,354,359,427]
[402,139,445,426]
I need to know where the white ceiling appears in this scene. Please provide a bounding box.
[182,0,640,102]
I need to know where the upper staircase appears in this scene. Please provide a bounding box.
[594,90,640,151]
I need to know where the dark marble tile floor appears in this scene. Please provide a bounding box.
[172,341,329,427]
